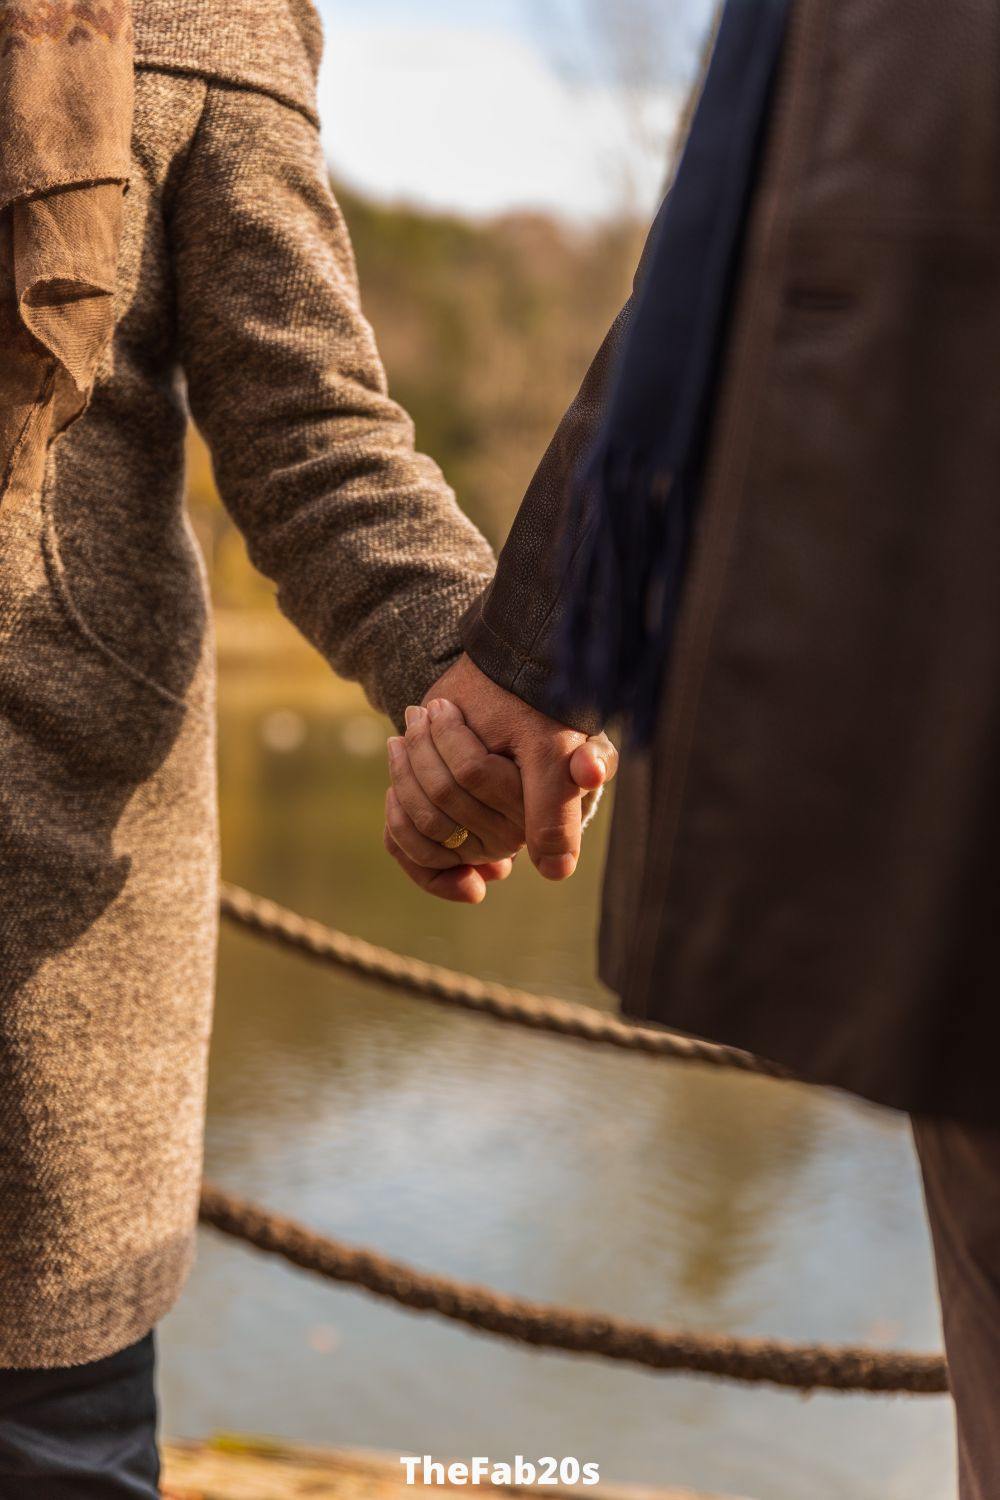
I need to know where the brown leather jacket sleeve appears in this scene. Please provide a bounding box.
[459,300,632,735]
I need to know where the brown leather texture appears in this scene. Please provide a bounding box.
[465,0,1000,1122]
[460,303,633,738]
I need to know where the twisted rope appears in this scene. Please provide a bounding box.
[198,1183,949,1395]
[219,883,791,1079]
[213,887,947,1394]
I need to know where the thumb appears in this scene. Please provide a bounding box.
[570,734,619,793]
[521,748,582,881]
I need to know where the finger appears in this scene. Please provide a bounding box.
[388,736,467,846]
[425,700,525,824]
[520,748,582,881]
[385,785,504,871]
[384,787,464,869]
[387,747,509,866]
[404,706,525,858]
[570,733,619,792]
[383,825,488,902]
[383,824,513,904]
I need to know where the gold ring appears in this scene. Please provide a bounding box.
[441,824,470,851]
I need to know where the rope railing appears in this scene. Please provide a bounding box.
[198,1183,949,1396]
[219,883,792,1078]
[210,884,950,1398]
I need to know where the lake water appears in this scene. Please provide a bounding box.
[159,676,956,1500]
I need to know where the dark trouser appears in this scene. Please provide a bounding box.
[0,1333,159,1499]
[912,1116,1000,1500]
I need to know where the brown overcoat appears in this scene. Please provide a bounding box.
[463,0,1000,1125]
[0,0,494,1369]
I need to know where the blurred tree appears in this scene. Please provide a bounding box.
[339,185,639,545]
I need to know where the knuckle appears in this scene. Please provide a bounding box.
[413,806,442,839]
[386,798,406,834]
[424,769,454,807]
[453,752,485,793]
[388,807,423,856]
[532,823,575,855]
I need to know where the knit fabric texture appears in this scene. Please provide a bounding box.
[0,0,495,1369]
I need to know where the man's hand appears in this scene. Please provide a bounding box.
[382,654,618,901]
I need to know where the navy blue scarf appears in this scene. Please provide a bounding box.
[557,0,791,741]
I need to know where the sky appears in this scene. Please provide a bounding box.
[313,0,714,223]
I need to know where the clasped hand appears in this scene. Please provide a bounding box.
[383,654,618,902]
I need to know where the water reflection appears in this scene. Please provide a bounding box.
[160,681,955,1500]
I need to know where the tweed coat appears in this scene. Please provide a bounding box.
[0,0,494,1368]
[463,0,1000,1126]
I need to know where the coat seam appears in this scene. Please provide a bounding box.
[40,489,203,715]
[134,61,321,131]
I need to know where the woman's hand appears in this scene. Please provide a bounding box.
[383,699,524,903]
[383,688,618,903]
[386,697,525,853]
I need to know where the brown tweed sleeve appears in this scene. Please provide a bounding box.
[171,84,495,727]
